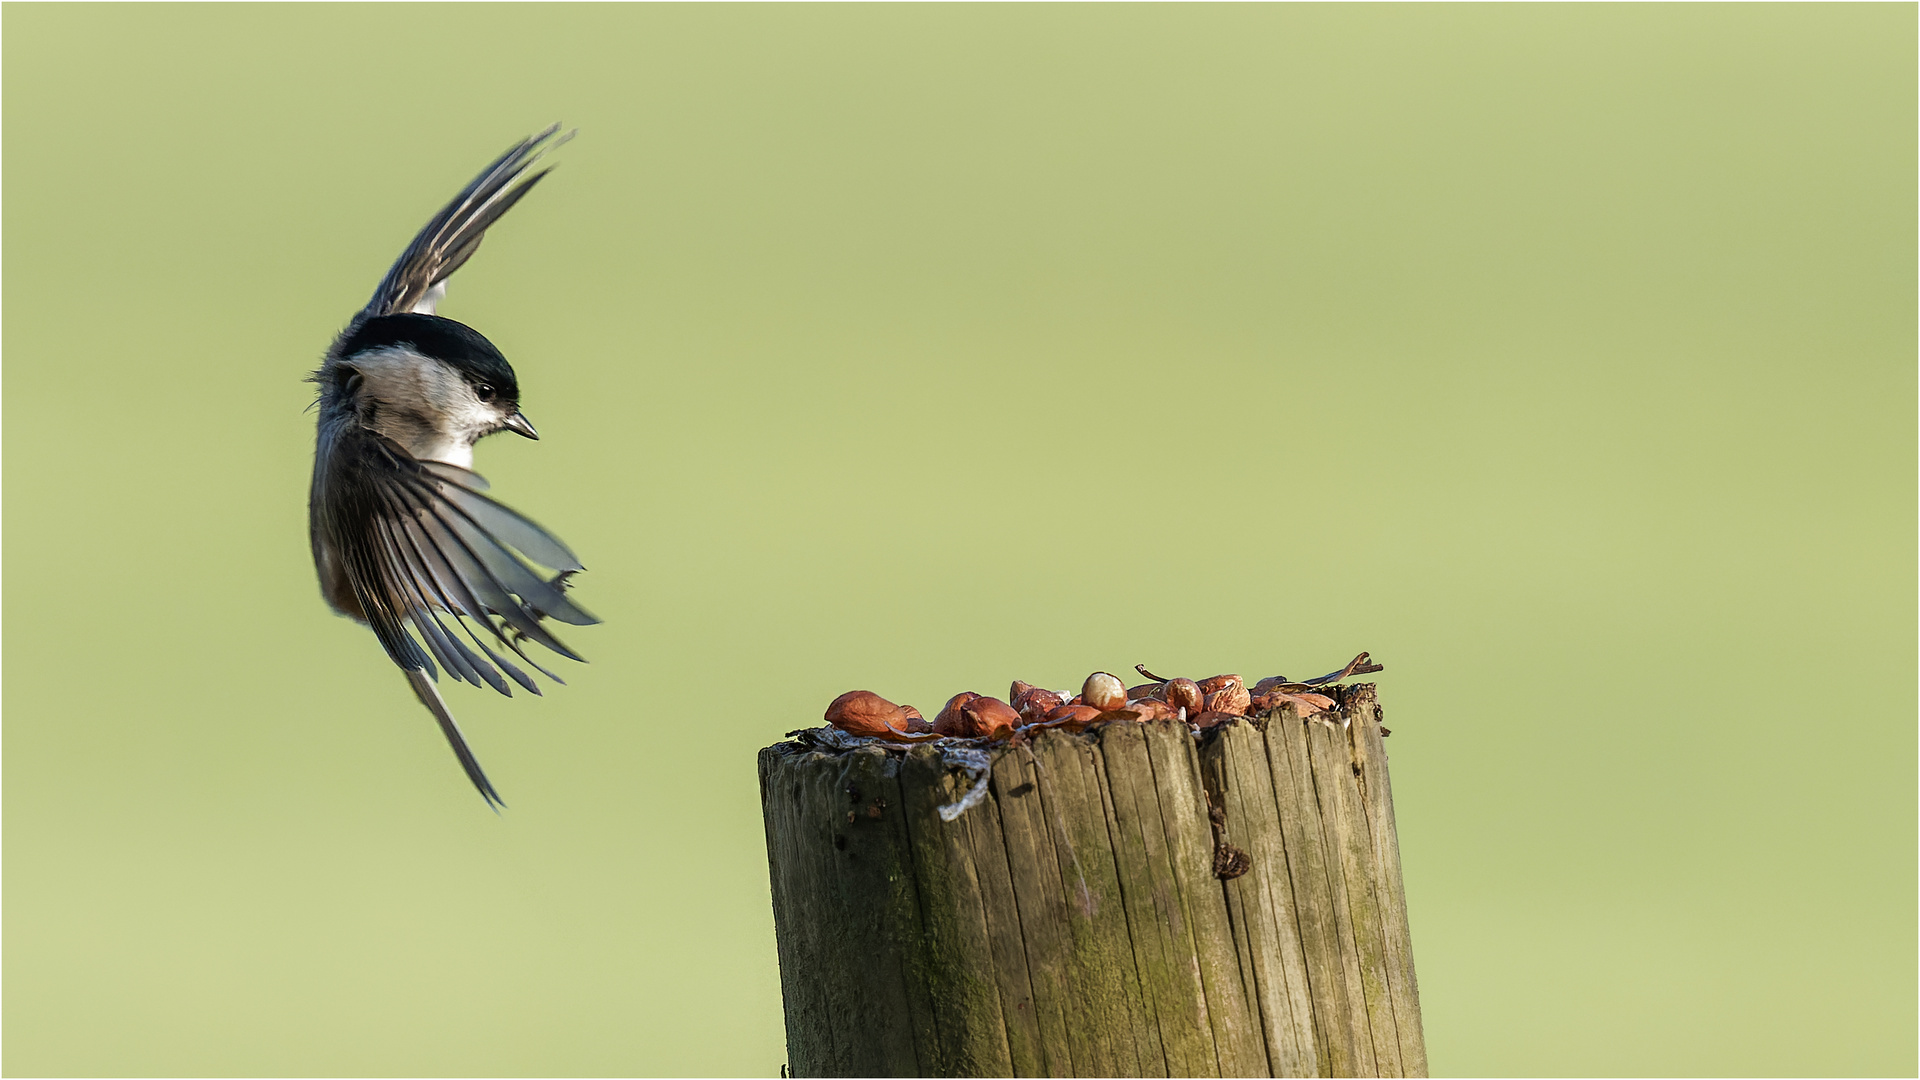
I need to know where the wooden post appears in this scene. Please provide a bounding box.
[758,685,1425,1078]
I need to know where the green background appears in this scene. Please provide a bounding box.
[4,4,1913,1076]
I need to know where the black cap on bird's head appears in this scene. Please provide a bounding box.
[342,312,518,396]
[337,312,537,439]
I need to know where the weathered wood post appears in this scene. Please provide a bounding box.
[758,684,1424,1078]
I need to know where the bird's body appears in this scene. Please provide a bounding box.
[308,126,593,807]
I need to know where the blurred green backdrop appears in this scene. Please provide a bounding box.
[4,4,1913,1076]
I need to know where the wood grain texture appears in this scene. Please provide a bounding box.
[1203,717,1321,1077]
[1260,707,1360,1077]
[896,749,1015,1076]
[1305,717,1393,1077]
[1141,721,1268,1078]
[1347,688,1428,1077]
[758,686,1423,1078]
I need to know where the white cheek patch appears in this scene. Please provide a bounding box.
[428,399,510,468]
[449,397,503,434]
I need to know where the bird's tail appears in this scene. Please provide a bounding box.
[406,668,506,810]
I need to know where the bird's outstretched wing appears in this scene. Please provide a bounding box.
[363,124,573,319]
[318,427,597,803]
[327,426,597,691]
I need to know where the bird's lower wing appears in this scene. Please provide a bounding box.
[406,668,504,809]
[324,428,596,693]
[316,429,596,802]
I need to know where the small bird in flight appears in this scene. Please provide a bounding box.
[307,125,596,807]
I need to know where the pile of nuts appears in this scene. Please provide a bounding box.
[822,655,1380,745]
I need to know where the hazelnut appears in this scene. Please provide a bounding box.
[1132,699,1178,722]
[1017,688,1069,722]
[1196,674,1244,695]
[1126,683,1158,701]
[825,690,910,738]
[1164,678,1205,715]
[1258,690,1335,716]
[1082,672,1128,712]
[933,692,982,735]
[1251,676,1291,696]
[1205,683,1252,717]
[1009,682,1045,706]
[962,697,1020,740]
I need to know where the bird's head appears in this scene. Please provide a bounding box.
[332,312,539,454]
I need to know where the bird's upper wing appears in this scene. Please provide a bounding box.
[319,425,597,698]
[363,124,573,319]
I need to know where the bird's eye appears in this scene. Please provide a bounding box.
[475,383,497,403]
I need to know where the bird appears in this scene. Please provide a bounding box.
[307,125,596,808]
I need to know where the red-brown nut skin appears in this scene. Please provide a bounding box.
[1192,709,1238,729]
[1132,698,1178,722]
[1127,683,1159,701]
[1016,688,1069,722]
[1205,683,1252,717]
[1254,690,1336,716]
[825,690,909,737]
[933,692,982,735]
[1196,673,1244,696]
[1164,678,1205,715]
[1042,703,1103,730]
[1082,672,1128,712]
[963,697,1020,739]
[1251,676,1290,696]
[1009,682,1048,707]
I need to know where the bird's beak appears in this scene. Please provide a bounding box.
[502,411,539,440]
